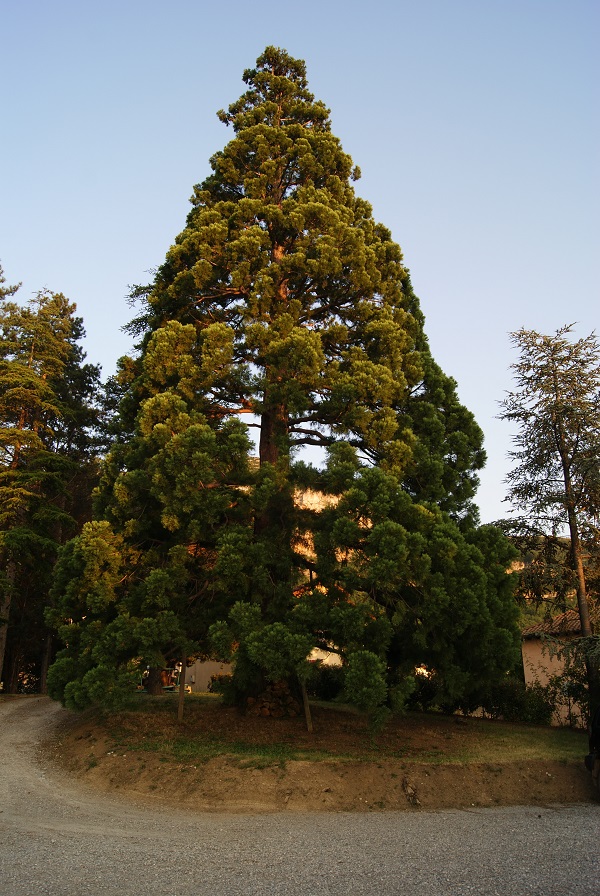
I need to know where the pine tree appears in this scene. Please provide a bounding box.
[49,49,519,715]
[500,324,600,706]
[0,276,102,690]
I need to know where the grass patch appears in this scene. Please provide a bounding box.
[435,718,587,764]
[122,732,339,766]
[88,696,588,769]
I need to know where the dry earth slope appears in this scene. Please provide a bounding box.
[21,695,598,813]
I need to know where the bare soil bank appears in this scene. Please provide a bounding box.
[44,698,598,813]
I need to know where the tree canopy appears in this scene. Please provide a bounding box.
[48,48,519,716]
[499,324,600,705]
[0,268,102,691]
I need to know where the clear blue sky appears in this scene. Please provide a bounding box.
[1,0,598,523]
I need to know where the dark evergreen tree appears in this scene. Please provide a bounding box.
[48,49,519,715]
[0,272,102,691]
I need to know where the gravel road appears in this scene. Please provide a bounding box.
[1,696,598,896]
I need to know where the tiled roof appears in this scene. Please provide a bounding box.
[521,608,596,638]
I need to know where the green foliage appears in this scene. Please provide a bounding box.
[209,602,313,701]
[0,272,102,690]
[480,678,555,726]
[306,663,344,701]
[48,317,253,709]
[542,635,600,727]
[344,650,388,713]
[499,324,600,704]
[315,463,520,710]
[48,49,520,715]
[500,325,600,539]
[207,672,233,695]
[246,623,314,682]
[407,672,555,726]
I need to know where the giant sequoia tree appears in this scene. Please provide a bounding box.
[49,48,519,713]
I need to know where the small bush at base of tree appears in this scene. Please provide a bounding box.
[306,664,345,702]
[479,678,555,726]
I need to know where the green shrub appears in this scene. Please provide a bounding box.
[481,677,555,725]
[207,672,233,695]
[405,671,443,712]
[306,663,345,701]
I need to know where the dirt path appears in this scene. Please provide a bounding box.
[0,696,157,836]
